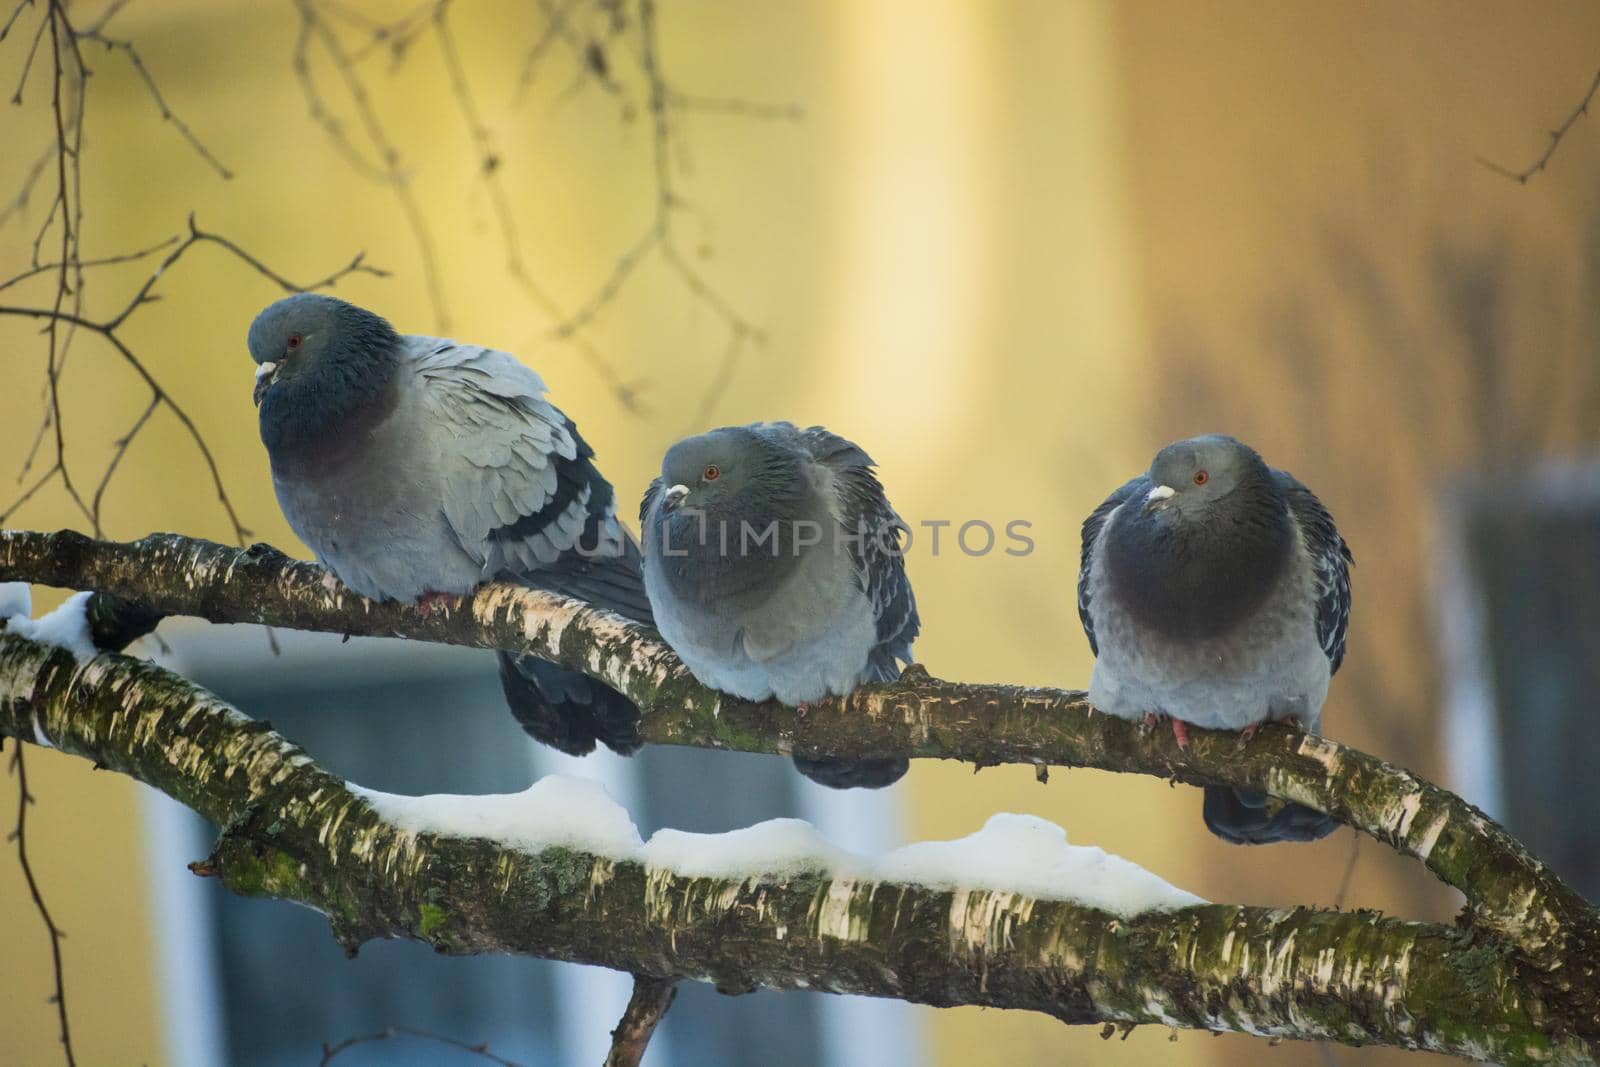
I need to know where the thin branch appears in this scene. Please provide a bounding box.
[1478,64,1600,183]
[1332,832,1360,911]
[9,746,76,1067]
[74,27,233,179]
[0,623,1592,1063]
[604,975,678,1067]
[0,145,53,229]
[681,322,745,433]
[0,219,386,542]
[667,90,803,121]
[0,233,180,294]
[430,2,640,411]
[0,463,62,526]
[0,0,34,42]
[291,0,449,329]
[511,0,582,104]
[9,2,46,103]
[88,392,158,528]
[319,1025,528,1066]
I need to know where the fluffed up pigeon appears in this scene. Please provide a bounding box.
[639,422,920,789]
[1077,434,1354,844]
[248,293,650,759]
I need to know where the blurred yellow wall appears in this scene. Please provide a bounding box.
[2,1,1598,1064]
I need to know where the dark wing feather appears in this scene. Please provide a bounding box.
[797,425,920,679]
[1077,475,1147,656]
[1274,470,1354,674]
[498,417,653,624]
[639,477,663,528]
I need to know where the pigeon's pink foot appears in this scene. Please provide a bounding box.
[796,701,811,719]
[1169,718,1191,751]
[1238,722,1261,745]
[416,590,463,617]
[320,572,340,594]
[1142,711,1165,731]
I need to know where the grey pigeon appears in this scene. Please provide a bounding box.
[1077,434,1353,844]
[639,423,920,789]
[248,293,651,758]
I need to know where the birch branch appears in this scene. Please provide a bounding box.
[0,627,1592,1063]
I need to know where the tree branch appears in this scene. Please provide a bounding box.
[3,527,1596,979]
[0,624,1592,1063]
[604,975,677,1067]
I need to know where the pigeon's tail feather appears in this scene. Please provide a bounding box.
[1202,786,1340,845]
[522,538,654,626]
[496,652,642,757]
[792,755,909,790]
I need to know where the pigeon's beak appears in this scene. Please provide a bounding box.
[1143,484,1176,515]
[252,361,279,407]
[662,483,690,511]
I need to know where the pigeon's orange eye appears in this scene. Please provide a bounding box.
[286,335,302,352]
[703,465,721,481]
[1193,469,1209,486]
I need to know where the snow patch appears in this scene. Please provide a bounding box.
[0,582,31,620]
[876,814,1205,914]
[355,775,644,858]
[4,590,99,663]
[352,776,1204,916]
[642,818,848,879]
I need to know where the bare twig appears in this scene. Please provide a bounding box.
[319,1025,528,1066]
[9,746,76,1067]
[74,27,233,178]
[681,323,745,433]
[604,975,678,1067]
[1478,64,1600,183]
[0,146,53,229]
[430,1,640,411]
[0,216,386,542]
[0,0,35,42]
[0,234,180,294]
[291,0,449,329]
[512,0,583,103]
[1332,831,1361,910]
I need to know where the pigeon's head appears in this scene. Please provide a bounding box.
[247,294,400,408]
[1142,434,1269,519]
[657,426,804,516]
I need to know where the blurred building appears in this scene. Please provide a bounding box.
[2,1,1597,1064]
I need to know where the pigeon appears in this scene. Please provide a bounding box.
[639,422,920,789]
[1077,434,1353,844]
[248,293,651,759]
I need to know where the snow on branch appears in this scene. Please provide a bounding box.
[0,621,1591,1062]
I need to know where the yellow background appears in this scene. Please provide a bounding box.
[3,1,1598,1063]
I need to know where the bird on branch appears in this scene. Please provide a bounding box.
[1078,434,1354,844]
[247,293,649,761]
[640,422,920,789]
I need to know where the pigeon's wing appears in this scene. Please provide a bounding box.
[797,426,920,679]
[409,336,630,580]
[1274,470,1354,675]
[1077,476,1148,656]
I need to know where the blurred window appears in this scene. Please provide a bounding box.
[1439,461,1600,899]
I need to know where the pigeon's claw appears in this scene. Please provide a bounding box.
[1237,722,1261,746]
[320,572,340,594]
[416,590,463,617]
[1170,718,1191,750]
